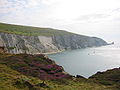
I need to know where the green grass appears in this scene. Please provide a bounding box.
[0,64,44,90]
[89,69,120,89]
[0,23,74,36]
[0,64,117,90]
[0,53,119,90]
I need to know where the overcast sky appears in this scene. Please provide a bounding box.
[0,0,120,43]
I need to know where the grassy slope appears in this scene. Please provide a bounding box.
[89,68,120,89]
[0,53,118,90]
[0,64,115,90]
[0,23,74,36]
[0,54,70,80]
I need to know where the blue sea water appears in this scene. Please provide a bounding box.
[48,44,120,78]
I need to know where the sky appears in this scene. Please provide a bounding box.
[0,0,120,43]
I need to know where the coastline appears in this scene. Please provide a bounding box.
[43,49,65,55]
[43,45,109,55]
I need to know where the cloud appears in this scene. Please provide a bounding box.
[25,0,43,8]
[0,0,120,28]
[0,0,47,14]
[75,14,109,23]
[112,8,120,12]
[108,8,120,22]
[74,7,120,23]
[41,0,60,5]
[0,0,26,14]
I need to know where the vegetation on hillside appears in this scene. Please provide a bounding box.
[0,23,74,36]
[89,68,120,89]
[0,53,119,90]
[0,53,69,80]
[1,64,115,90]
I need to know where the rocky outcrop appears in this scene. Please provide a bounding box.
[0,32,107,54]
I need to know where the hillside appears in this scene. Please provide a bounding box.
[0,53,119,90]
[89,68,120,89]
[0,23,107,54]
[0,23,74,36]
[0,53,69,80]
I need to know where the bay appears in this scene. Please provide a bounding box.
[48,45,120,78]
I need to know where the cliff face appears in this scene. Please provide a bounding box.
[53,34,107,49]
[0,32,107,54]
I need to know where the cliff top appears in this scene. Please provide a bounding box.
[0,23,75,36]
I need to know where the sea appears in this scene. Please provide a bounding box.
[48,44,120,78]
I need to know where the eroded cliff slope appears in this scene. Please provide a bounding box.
[0,23,107,54]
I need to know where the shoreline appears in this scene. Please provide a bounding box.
[43,45,110,55]
[43,50,65,55]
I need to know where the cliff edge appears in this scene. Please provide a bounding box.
[0,23,107,54]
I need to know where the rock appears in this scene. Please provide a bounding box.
[0,32,107,54]
[76,75,85,79]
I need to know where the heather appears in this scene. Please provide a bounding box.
[0,54,69,80]
[0,64,115,90]
[0,53,119,90]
